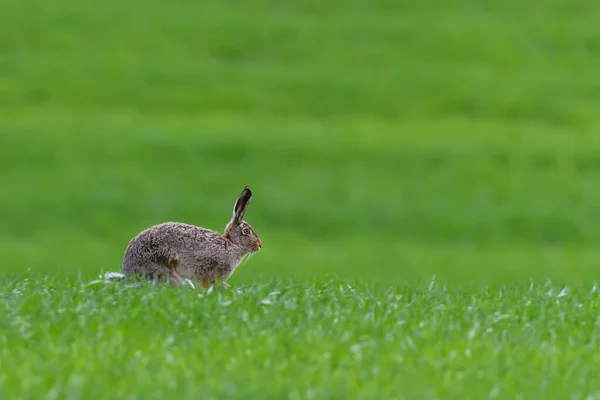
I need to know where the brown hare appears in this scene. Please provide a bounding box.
[117,186,262,289]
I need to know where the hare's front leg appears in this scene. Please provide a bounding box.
[196,276,229,290]
[197,277,210,289]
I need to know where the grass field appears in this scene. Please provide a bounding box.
[2,0,600,397]
[2,278,600,399]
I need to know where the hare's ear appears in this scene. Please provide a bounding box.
[231,186,252,224]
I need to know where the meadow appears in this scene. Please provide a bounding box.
[2,277,600,399]
[2,0,600,397]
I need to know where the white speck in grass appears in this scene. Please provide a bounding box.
[591,282,598,294]
[69,374,84,388]
[405,336,417,351]
[48,387,59,400]
[219,295,233,307]
[490,385,500,398]
[12,316,32,340]
[260,299,272,306]
[557,286,569,298]
[340,332,352,344]
[289,392,301,400]
[165,351,175,366]
[467,321,479,341]
[86,279,106,286]
[428,275,436,292]
[493,313,511,323]
[284,298,297,311]
[350,343,362,358]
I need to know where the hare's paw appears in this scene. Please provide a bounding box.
[184,278,195,289]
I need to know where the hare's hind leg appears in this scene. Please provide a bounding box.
[167,270,186,286]
[167,259,195,288]
[167,259,185,286]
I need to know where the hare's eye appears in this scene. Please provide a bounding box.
[243,228,250,235]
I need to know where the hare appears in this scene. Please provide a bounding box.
[119,186,262,289]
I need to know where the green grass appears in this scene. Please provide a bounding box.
[2,277,600,399]
[3,0,600,397]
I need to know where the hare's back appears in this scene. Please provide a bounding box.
[145,222,221,245]
[122,222,221,272]
[125,222,219,254]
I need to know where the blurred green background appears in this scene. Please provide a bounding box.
[1,0,600,287]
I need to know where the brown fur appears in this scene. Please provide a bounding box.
[120,187,262,288]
